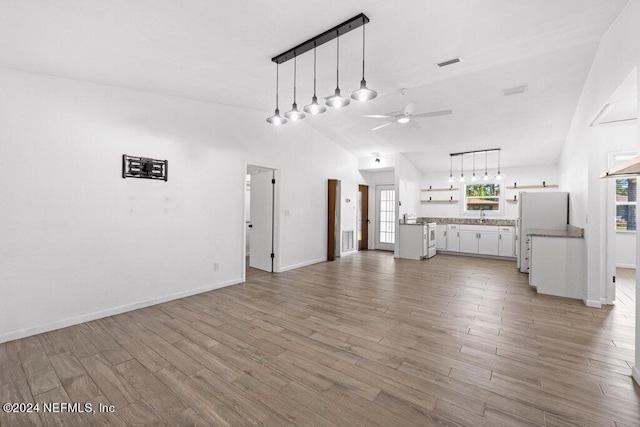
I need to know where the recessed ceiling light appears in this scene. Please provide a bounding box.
[437,57,463,68]
[503,85,528,96]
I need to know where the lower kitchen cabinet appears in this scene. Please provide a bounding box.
[440,224,515,258]
[446,224,460,252]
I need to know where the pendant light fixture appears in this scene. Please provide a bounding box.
[483,151,490,181]
[266,64,287,126]
[471,152,478,181]
[303,45,326,115]
[495,150,505,180]
[350,22,377,102]
[325,32,350,108]
[448,155,454,183]
[285,57,305,121]
[459,154,466,182]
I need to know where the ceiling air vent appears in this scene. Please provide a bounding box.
[503,85,528,96]
[437,57,462,68]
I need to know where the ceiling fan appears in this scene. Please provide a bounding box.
[364,88,452,130]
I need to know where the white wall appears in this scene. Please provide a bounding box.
[555,0,640,383]
[396,154,422,219]
[420,165,559,219]
[0,68,362,343]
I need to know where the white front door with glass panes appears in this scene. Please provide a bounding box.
[464,183,502,212]
[376,185,396,251]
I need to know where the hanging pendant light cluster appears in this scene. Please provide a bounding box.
[266,14,376,126]
[449,149,505,183]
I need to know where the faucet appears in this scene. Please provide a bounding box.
[480,208,485,223]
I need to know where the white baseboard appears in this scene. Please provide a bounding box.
[633,367,640,385]
[278,257,326,273]
[583,297,602,308]
[0,278,243,345]
[616,263,636,269]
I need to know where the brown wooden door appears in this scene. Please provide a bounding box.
[358,185,369,250]
[328,179,340,261]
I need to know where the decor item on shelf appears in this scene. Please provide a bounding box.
[448,148,502,183]
[284,57,305,121]
[350,22,377,102]
[303,46,326,115]
[364,88,452,131]
[268,14,372,125]
[122,155,168,181]
[266,64,287,125]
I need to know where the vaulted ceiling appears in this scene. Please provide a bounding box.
[0,0,630,173]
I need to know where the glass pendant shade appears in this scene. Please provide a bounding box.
[267,64,287,125]
[351,79,377,101]
[495,150,504,180]
[304,95,326,115]
[350,24,377,101]
[326,32,350,108]
[459,175,466,183]
[483,172,490,181]
[304,47,326,115]
[326,88,350,108]
[285,57,305,121]
[266,108,287,125]
[471,173,478,182]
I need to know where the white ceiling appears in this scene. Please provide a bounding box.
[0,0,630,173]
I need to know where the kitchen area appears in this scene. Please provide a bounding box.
[395,183,586,302]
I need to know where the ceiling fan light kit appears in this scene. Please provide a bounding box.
[365,89,453,131]
[449,149,504,183]
[267,14,375,125]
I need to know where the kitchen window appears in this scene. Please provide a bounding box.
[615,177,636,232]
[464,183,501,212]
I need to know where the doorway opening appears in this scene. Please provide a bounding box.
[245,164,278,277]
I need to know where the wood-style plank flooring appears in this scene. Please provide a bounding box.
[1,251,639,426]
[616,267,636,308]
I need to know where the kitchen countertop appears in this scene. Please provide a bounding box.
[527,225,584,239]
[418,217,516,226]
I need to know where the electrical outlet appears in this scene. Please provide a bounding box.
[213,262,220,272]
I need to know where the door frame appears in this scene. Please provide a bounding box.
[375,184,396,251]
[358,184,369,250]
[243,162,281,281]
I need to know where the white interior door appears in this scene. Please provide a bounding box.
[376,185,396,251]
[249,169,274,272]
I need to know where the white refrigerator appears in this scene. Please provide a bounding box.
[517,192,569,273]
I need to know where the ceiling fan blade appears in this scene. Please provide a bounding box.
[372,122,394,131]
[363,115,392,118]
[403,102,415,115]
[409,120,423,129]
[382,110,402,116]
[412,109,453,118]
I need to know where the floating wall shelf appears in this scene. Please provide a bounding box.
[505,181,558,189]
[421,200,459,204]
[421,186,459,192]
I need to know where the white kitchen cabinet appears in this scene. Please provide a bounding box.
[446,224,460,252]
[436,224,447,250]
[529,235,585,299]
[459,230,479,253]
[398,224,427,260]
[498,226,514,257]
[478,231,499,256]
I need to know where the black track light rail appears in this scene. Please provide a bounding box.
[450,148,501,157]
[271,13,369,64]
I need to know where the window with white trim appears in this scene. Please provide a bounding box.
[616,177,636,232]
[464,183,501,212]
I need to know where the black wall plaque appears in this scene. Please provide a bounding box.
[122,154,168,181]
